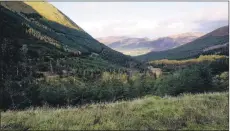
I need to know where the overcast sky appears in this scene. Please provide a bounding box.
[50,2,228,39]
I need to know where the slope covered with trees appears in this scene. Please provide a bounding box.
[0,1,140,68]
[0,2,144,110]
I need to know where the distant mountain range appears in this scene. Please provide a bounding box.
[97,32,204,56]
[135,26,229,61]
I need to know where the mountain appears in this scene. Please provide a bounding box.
[0,1,141,68]
[135,26,229,61]
[97,36,130,45]
[97,33,204,56]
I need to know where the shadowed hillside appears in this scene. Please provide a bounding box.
[0,1,145,110]
[0,1,141,68]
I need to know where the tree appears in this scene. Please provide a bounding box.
[155,65,213,96]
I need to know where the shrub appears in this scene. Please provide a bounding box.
[212,72,229,91]
[155,65,213,96]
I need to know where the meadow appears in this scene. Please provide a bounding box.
[1,92,228,130]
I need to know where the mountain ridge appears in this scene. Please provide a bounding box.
[135,25,229,61]
[97,32,205,56]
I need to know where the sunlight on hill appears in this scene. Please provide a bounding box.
[0,1,83,31]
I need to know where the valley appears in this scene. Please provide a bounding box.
[97,32,204,56]
[0,1,229,130]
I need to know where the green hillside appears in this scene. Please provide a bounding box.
[136,26,229,61]
[0,2,145,110]
[0,1,140,68]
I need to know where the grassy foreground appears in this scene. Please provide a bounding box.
[1,92,229,130]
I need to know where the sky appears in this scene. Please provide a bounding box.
[50,2,228,39]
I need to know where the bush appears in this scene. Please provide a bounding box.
[212,72,229,91]
[155,65,213,96]
[32,72,157,107]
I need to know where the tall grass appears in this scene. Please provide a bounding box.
[1,92,228,130]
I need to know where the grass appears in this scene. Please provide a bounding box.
[1,92,228,130]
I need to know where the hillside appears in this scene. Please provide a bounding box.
[0,1,83,31]
[2,92,228,130]
[97,33,204,56]
[0,1,140,68]
[135,26,229,61]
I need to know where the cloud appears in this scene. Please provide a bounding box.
[58,2,228,39]
[196,20,228,32]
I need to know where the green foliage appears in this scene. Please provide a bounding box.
[149,55,229,73]
[29,72,156,107]
[0,4,143,109]
[2,54,228,109]
[155,65,214,96]
[149,55,227,65]
[202,44,229,56]
[212,72,229,91]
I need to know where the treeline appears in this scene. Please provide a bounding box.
[35,56,128,81]
[149,55,229,72]
[202,44,229,56]
[155,66,228,96]
[2,63,228,110]
[150,55,227,65]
